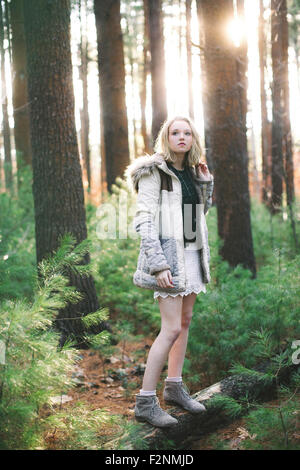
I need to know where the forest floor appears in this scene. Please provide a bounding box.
[42,334,298,450]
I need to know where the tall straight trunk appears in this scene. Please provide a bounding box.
[236,0,247,127]
[10,0,32,175]
[24,0,104,347]
[196,0,213,171]
[146,0,168,143]
[249,114,260,199]
[186,0,194,120]
[271,0,294,212]
[198,0,256,277]
[0,0,12,192]
[79,0,91,193]
[124,15,138,160]
[271,0,283,212]
[281,0,294,206]
[100,104,106,197]
[237,0,260,198]
[289,3,300,119]
[259,0,271,204]
[94,0,130,192]
[140,0,152,154]
[129,55,138,159]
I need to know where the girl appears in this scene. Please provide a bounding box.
[125,116,214,427]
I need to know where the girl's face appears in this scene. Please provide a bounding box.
[168,120,193,155]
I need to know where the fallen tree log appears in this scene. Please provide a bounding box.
[104,362,299,450]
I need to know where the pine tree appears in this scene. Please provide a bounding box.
[23,0,105,346]
[94,0,130,192]
[197,0,256,277]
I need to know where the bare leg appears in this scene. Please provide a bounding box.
[141,296,183,391]
[167,293,197,378]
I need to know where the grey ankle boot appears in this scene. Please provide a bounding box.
[134,394,178,428]
[163,381,206,414]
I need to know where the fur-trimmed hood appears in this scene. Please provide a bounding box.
[124,153,213,193]
[124,153,165,193]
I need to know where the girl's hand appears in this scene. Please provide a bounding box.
[196,161,212,180]
[197,162,209,174]
[155,269,174,289]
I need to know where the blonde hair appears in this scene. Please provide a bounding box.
[154,116,202,166]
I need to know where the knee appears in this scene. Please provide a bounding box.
[165,327,181,344]
[182,311,193,329]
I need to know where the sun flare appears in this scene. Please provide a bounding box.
[227,18,246,47]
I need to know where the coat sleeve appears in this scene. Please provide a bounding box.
[134,170,171,275]
[192,168,214,216]
[204,178,214,215]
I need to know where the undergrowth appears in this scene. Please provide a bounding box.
[0,234,119,450]
[1,168,299,450]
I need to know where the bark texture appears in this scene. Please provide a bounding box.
[94,0,130,192]
[10,0,32,172]
[271,0,294,212]
[140,0,152,154]
[259,0,271,205]
[79,0,91,192]
[146,0,168,144]
[198,0,256,277]
[23,0,104,347]
[186,0,194,120]
[0,0,12,191]
[196,0,212,170]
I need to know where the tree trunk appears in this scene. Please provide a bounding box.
[10,0,32,179]
[259,0,271,205]
[140,0,152,154]
[129,55,138,160]
[238,0,260,200]
[271,0,283,213]
[146,0,168,144]
[186,0,194,120]
[124,11,138,160]
[198,0,256,277]
[94,0,130,192]
[196,0,213,171]
[0,0,13,192]
[271,0,294,212]
[236,0,247,127]
[79,0,91,193]
[100,104,107,199]
[249,116,261,200]
[281,0,294,206]
[23,0,105,347]
[105,361,297,450]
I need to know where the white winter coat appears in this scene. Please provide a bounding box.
[125,153,214,293]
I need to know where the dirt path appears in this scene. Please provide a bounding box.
[44,339,299,450]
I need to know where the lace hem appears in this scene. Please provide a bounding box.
[153,285,206,299]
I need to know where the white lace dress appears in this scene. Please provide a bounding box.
[153,242,207,300]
